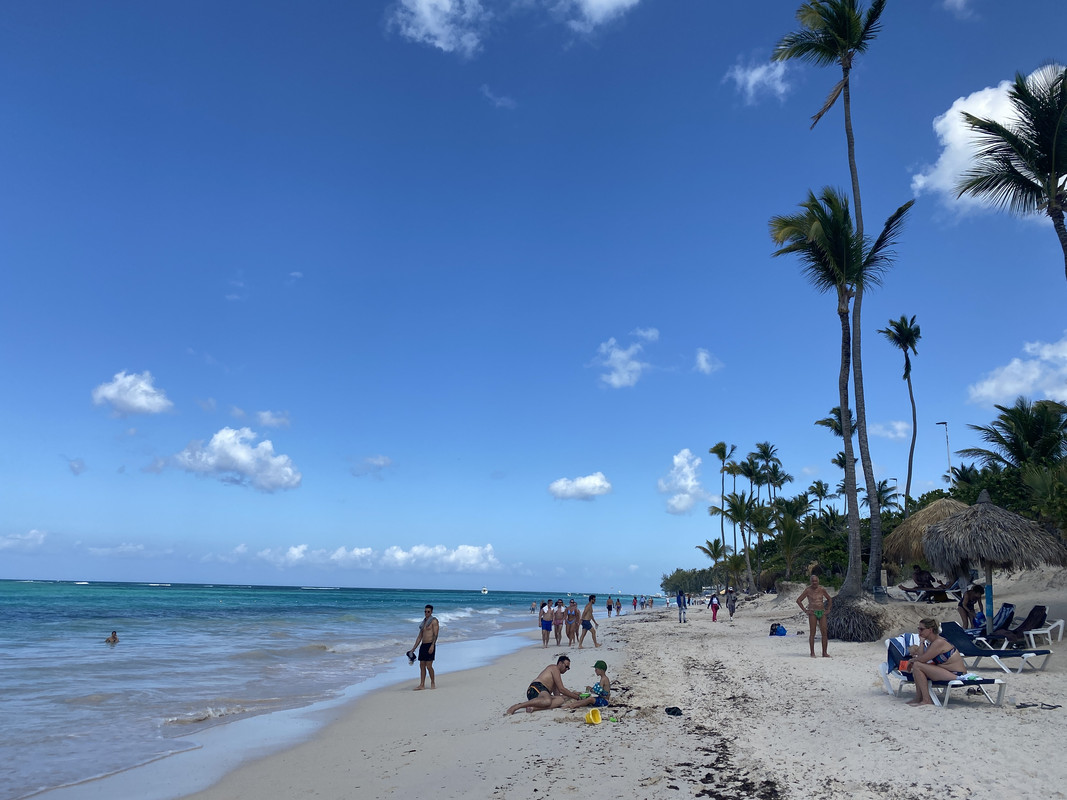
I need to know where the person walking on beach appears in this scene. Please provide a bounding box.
[614,598,621,616]
[539,602,553,648]
[709,593,720,622]
[796,575,833,658]
[606,596,613,617]
[552,599,566,646]
[725,587,737,619]
[676,589,687,623]
[410,604,439,689]
[565,599,580,647]
[579,595,601,649]
[503,655,584,715]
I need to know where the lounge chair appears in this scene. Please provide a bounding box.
[878,633,1006,708]
[1025,618,1065,648]
[975,606,1046,650]
[941,621,1052,674]
[965,602,1015,637]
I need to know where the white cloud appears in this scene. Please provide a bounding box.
[379,543,501,572]
[562,0,641,34]
[86,542,147,557]
[256,410,291,428]
[258,544,308,566]
[723,60,790,105]
[480,84,516,109]
[942,0,975,18]
[92,370,174,415]
[0,529,46,551]
[869,421,911,440]
[328,546,376,567]
[352,454,394,479]
[548,471,612,500]
[968,332,1067,405]
[390,0,489,57]
[630,327,659,342]
[694,348,723,375]
[174,427,302,492]
[657,448,710,514]
[230,406,246,419]
[66,457,87,476]
[910,69,1049,212]
[202,544,249,564]
[596,337,650,388]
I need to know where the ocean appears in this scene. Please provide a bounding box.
[0,580,575,800]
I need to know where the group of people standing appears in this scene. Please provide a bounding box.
[537,595,604,649]
[673,588,738,624]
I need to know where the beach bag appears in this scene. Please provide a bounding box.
[887,632,918,673]
[972,611,986,627]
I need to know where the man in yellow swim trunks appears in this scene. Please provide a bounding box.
[796,574,833,658]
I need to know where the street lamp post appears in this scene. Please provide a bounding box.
[936,421,952,486]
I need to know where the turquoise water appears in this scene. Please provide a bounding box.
[0,580,560,800]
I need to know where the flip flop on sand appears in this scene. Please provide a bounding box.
[1040,703,1062,710]
[1015,703,1039,709]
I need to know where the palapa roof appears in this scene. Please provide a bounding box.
[921,490,1067,575]
[882,498,969,562]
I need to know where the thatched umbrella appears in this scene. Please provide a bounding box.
[883,498,969,564]
[922,489,1067,635]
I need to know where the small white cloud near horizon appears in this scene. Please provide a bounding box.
[968,331,1067,406]
[911,66,1060,215]
[658,448,710,515]
[480,84,516,109]
[174,427,302,492]
[256,410,291,428]
[870,421,911,440]
[596,337,651,388]
[694,348,724,375]
[0,529,47,552]
[92,370,174,416]
[86,542,149,557]
[548,471,612,500]
[352,454,394,479]
[723,59,790,105]
[256,542,500,573]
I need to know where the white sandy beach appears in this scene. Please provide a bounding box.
[183,570,1067,800]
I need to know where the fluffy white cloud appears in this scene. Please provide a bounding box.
[257,544,308,566]
[723,60,790,105]
[694,348,724,375]
[548,471,612,500]
[92,370,173,415]
[630,327,659,342]
[256,410,291,428]
[596,337,650,388]
[0,529,46,551]
[352,455,394,478]
[869,421,911,440]
[390,0,489,57]
[910,69,1049,211]
[379,543,501,572]
[563,0,642,33]
[658,448,710,514]
[968,332,1067,405]
[174,427,302,492]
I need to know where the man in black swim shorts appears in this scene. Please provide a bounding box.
[504,656,583,715]
[409,604,439,690]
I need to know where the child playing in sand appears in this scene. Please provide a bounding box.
[564,660,611,709]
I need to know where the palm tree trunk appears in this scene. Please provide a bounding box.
[1050,207,1067,285]
[843,70,863,240]
[740,525,755,593]
[904,373,917,517]
[720,471,728,555]
[838,302,863,598]
[854,291,884,592]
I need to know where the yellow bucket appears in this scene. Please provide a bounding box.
[584,708,602,724]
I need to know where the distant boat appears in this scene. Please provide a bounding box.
[481,587,488,594]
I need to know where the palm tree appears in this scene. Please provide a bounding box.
[861,478,900,513]
[709,442,737,553]
[774,0,891,594]
[956,65,1067,285]
[739,455,765,503]
[808,479,834,515]
[878,314,921,515]
[722,491,758,592]
[723,459,743,551]
[816,406,856,438]
[775,514,809,579]
[958,397,1067,470]
[770,186,912,597]
[695,538,728,589]
[765,463,795,503]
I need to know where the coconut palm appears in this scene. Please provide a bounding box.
[861,478,901,513]
[958,397,1067,470]
[878,314,921,514]
[721,491,758,592]
[775,514,810,580]
[956,65,1067,285]
[773,0,892,594]
[808,479,835,515]
[816,406,856,438]
[709,441,737,553]
[765,463,795,503]
[770,186,913,597]
[695,538,728,588]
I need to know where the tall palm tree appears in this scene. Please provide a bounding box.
[770,186,912,597]
[739,455,765,503]
[958,397,1067,470]
[709,441,737,553]
[765,463,795,503]
[861,478,900,513]
[774,0,891,593]
[956,65,1067,285]
[723,459,743,551]
[775,514,809,580]
[878,314,921,515]
[808,479,834,515]
[695,538,728,588]
[722,491,758,592]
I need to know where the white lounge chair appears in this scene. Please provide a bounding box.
[879,636,1006,709]
[1025,618,1065,648]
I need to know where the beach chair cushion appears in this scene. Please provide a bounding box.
[941,621,1053,674]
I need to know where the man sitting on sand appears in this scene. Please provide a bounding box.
[504,656,583,715]
[796,575,832,658]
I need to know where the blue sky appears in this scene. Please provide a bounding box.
[2,0,1065,593]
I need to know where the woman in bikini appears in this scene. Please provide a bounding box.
[564,599,580,646]
[906,618,968,707]
[957,584,984,628]
[552,599,566,646]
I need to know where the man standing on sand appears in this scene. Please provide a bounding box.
[504,655,584,715]
[796,575,832,658]
[409,604,439,689]
[676,589,687,623]
[578,594,601,649]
